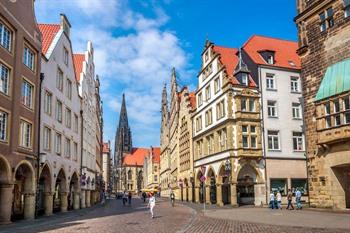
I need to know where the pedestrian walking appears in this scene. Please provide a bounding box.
[276,191,282,210]
[122,191,128,206]
[296,189,302,210]
[269,191,275,209]
[148,192,156,219]
[286,189,294,210]
[128,191,132,205]
[101,190,106,205]
[142,192,147,203]
[170,191,175,207]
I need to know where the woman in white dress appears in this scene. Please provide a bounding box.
[148,192,156,218]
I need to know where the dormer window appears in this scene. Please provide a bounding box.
[267,54,274,64]
[259,50,275,65]
[241,73,248,86]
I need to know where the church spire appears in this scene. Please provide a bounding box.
[114,93,132,167]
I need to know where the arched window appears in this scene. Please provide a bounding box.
[128,170,132,180]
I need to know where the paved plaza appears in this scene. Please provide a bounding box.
[0,198,349,233]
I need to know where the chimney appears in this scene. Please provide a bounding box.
[60,14,71,38]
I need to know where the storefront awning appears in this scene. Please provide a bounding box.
[315,59,350,101]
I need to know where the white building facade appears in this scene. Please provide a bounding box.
[243,35,307,204]
[38,15,81,215]
[74,41,99,208]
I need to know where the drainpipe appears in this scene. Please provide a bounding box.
[35,73,45,218]
[258,67,269,206]
[80,110,84,176]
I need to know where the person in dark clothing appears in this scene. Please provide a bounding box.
[286,189,294,210]
[128,191,132,205]
[142,192,147,203]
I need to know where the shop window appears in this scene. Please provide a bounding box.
[270,179,287,195]
[291,179,308,195]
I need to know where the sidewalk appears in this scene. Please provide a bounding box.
[178,200,350,230]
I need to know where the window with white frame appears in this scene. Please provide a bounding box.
[205,86,211,101]
[74,114,78,132]
[23,46,35,71]
[242,135,249,148]
[218,128,227,150]
[0,63,9,95]
[267,130,280,150]
[320,8,334,32]
[43,127,51,151]
[344,96,350,124]
[56,68,63,91]
[293,132,304,151]
[251,135,257,148]
[334,100,341,126]
[198,92,203,106]
[292,103,302,119]
[267,54,274,64]
[0,22,12,51]
[249,98,255,112]
[291,76,300,92]
[0,110,8,142]
[345,0,350,17]
[266,74,275,90]
[241,98,247,112]
[214,77,220,93]
[65,108,71,128]
[56,100,62,123]
[21,80,34,109]
[241,73,248,86]
[55,132,62,155]
[196,116,202,131]
[44,91,52,115]
[20,120,32,148]
[63,47,69,65]
[205,108,212,126]
[267,100,277,117]
[216,100,225,119]
[73,142,78,161]
[64,137,71,157]
[66,79,72,99]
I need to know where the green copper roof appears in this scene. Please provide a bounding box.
[315,59,350,101]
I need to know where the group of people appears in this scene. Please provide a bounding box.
[122,191,133,206]
[269,188,303,210]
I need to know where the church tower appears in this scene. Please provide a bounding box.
[114,94,132,168]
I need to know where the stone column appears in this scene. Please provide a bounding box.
[73,192,80,210]
[216,183,223,206]
[80,190,86,208]
[86,190,91,207]
[205,185,210,204]
[60,192,68,212]
[195,187,199,203]
[0,184,13,224]
[24,193,35,220]
[230,183,238,207]
[254,183,266,206]
[44,192,53,216]
[188,186,193,202]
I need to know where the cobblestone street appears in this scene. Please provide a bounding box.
[0,198,349,233]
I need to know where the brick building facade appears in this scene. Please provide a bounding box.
[296,0,350,209]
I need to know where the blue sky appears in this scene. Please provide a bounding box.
[35,0,298,150]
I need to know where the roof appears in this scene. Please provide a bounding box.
[38,24,61,55]
[102,143,110,153]
[212,45,257,87]
[189,92,196,109]
[151,147,160,163]
[123,147,150,166]
[73,54,85,82]
[315,58,350,101]
[242,35,300,70]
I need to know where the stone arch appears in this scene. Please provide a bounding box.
[0,154,11,184]
[195,169,204,203]
[53,168,68,212]
[38,164,53,216]
[206,167,217,204]
[12,160,36,220]
[68,171,80,210]
[235,163,262,206]
[184,178,189,201]
[218,162,231,205]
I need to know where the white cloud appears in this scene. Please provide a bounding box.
[35,0,193,147]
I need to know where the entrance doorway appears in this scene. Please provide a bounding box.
[237,165,257,206]
[222,176,231,205]
[332,164,350,208]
